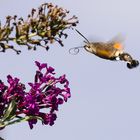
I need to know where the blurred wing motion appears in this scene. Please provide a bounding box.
[108,34,125,52]
[107,33,125,44]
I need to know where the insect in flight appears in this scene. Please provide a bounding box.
[69,29,139,69]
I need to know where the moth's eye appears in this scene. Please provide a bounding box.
[85,45,88,48]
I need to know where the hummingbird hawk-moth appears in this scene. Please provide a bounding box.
[69,29,139,69]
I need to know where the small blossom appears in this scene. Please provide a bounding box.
[35,61,47,71]
[47,66,55,74]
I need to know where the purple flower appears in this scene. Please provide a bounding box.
[47,66,55,74]
[7,75,19,86]
[0,61,71,129]
[39,113,57,126]
[35,61,47,71]
[28,119,37,129]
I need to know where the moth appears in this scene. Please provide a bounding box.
[69,29,139,69]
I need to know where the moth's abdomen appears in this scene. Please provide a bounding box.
[119,53,139,69]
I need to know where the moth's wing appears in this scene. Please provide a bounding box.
[107,33,125,43]
[107,34,125,50]
[85,35,102,43]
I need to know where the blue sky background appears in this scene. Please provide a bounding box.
[0,0,140,140]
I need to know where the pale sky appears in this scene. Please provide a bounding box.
[0,0,140,140]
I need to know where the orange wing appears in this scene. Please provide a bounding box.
[113,42,123,50]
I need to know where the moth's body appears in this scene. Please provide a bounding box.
[84,42,123,60]
[69,29,139,69]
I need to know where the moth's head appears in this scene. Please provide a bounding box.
[69,29,95,55]
[84,42,95,53]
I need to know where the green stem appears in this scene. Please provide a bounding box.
[1,32,37,42]
[0,116,42,128]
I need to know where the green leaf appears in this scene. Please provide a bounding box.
[2,99,17,122]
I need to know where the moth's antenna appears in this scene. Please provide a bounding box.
[69,46,84,55]
[75,29,90,44]
[69,29,89,55]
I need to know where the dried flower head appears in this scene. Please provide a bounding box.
[0,3,78,54]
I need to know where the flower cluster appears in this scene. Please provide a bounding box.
[0,3,78,54]
[0,61,71,129]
